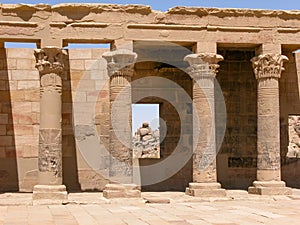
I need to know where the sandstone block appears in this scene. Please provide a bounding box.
[186,182,226,197]
[32,184,68,205]
[103,183,141,199]
[11,70,39,81]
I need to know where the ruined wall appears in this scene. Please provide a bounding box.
[280,50,300,188]
[216,49,257,189]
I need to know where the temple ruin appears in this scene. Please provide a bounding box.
[0,3,300,203]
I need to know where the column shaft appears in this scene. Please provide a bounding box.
[102,49,141,198]
[109,72,133,179]
[248,53,292,195]
[184,53,226,197]
[193,76,216,182]
[33,47,67,204]
[257,78,281,181]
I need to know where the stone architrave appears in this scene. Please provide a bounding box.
[102,49,141,198]
[184,53,226,197]
[32,47,67,204]
[248,53,292,195]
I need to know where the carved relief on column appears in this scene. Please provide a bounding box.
[34,47,66,180]
[184,53,226,197]
[251,54,288,177]
[248,53,292,195]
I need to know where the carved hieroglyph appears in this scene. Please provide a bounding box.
[38,129,62,177]
[184,53,223,182]
[34,47,66,178]
[251,53,288,181]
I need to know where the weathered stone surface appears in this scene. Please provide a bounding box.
[186,182,226,197]
[32,184,67,205]
[248,181,292,195]
[103,183,141,199]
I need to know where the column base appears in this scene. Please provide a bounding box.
[248,181,292,195]
[103,184,141,199]
[32,185,68,205]
[185,182,226,197]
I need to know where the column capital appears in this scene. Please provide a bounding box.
[102,49,137,77]
[184,53,223,80]
[34,46,66,75]
[251,53,288,80]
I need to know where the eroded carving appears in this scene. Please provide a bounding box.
[38,129,62,177]
[34,47,66,94]
[184,53,223,80]
[251,54,288,80]
[102,49,137,77]
[34,47,66,75]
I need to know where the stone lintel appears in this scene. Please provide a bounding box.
[103,183,141,199]
[186,182,226,197]
[32,184,67,205]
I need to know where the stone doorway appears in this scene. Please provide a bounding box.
[132,63,193,191]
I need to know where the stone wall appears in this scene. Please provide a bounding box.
[0,47,112,192]
[216,49,257,189]
[0,47,39,192]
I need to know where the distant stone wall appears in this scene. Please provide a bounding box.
[216,49,257,189]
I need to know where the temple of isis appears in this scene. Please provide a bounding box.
[1,3,300,204]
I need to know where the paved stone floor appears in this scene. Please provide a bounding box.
[1,189,300,225]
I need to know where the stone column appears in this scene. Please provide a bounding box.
[102,49,141,198]
[248,53,292,195]
[184,53,226,197]
[32,47,67,204]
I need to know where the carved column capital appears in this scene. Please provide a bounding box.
[251,54,288,80]
[184,53,223,80]
[34,46,66,75]
[102,49,137,77]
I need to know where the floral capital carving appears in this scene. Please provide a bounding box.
[184,53,223,80]
[102,49,137,77]
[34,46,66,75]
[251,54,288,80]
